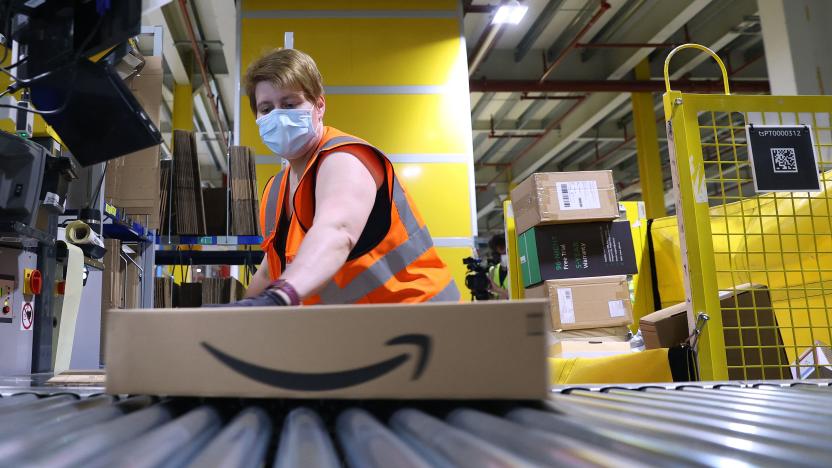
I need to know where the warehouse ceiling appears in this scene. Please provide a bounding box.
[465,0,768,236]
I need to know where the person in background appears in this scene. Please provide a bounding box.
[487,234,509,300]
[217,48,460,307]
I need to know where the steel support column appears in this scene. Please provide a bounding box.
[632,60,667,218]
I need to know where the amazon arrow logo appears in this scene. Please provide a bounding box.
[201,334,431,391]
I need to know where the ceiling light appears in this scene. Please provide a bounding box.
[492,1,528,25]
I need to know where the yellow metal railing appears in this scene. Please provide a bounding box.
[664,44,832,380]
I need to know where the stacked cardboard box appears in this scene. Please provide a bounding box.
[229,145,261,236]
[511,171,637,358]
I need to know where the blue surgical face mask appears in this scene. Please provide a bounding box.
[256,108,317,159]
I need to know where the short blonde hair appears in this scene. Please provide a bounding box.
[243,48,324,112]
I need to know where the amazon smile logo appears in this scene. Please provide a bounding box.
[201,334,432,391]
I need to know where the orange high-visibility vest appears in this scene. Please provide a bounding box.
[259,127,460,304]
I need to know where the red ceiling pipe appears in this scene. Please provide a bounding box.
[520,93,588,100]
[470,78,771,93]
[489,133,546,138]
[478,97,587,192]
[489,116,545,138]
[178,0,228,151]
[584,135,635,168]
[728,52,764,77]
[464,4,495,14]
[539,1,611,83]
[575,42,678,49]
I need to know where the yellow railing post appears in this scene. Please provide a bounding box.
[632,59,667,219]
[663,44,732,379]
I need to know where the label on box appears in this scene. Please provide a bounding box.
[556,288,575,324]
[557,181,601,211]
[608,300,626,318]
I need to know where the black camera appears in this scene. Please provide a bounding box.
[462,257,492,301]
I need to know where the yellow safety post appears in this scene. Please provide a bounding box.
[632,59,667,219]
[619,201,652,326]
[503,200,523,300]
[663,44,730,380]
[173,83,194,132]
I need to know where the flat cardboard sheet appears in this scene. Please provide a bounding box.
[550,340,632,359]
[106,300,548,399]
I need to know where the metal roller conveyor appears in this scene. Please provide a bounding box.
[1,380,831,467]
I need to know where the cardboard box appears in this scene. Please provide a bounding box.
[791,341,832,379]
[105,300,549,399]
[640,303,688,349]
[525,276,633,330]
[511,171,618,234]
[550,340,632,359]
[641,284,790,380]
[720,284,789,380]
[518,221,637,287]
[548,327,631,344]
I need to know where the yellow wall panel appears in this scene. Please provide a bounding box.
[436,246,474,302]
[241,19,460,87]
[243,1,458,11]
[254,161,472,238]
[240,94,471,156]
[394,162,472,238]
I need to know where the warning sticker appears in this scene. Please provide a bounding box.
[556,288,575,324]
[608,300,627,318]
[557,181,601,211]
[20,302,33,331]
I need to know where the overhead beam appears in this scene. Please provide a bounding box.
[470,78,770,93]
[515,0,566,62]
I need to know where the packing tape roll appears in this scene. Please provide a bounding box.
[53,241,84,375]
[66,220,104,248]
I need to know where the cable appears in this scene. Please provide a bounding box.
[88,162,109,209]
[0,7,106,115]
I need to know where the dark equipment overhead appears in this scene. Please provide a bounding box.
[5,0,161,166]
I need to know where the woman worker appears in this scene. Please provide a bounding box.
[224,48,460,307]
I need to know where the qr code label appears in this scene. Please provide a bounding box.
[771,147,798,173]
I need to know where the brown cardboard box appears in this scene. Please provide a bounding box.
[510,171,618,234]
[105,300,548,399]
[640,303,688,349]
[641,284,789,380]
[720,284,789,380]
[550,340,632,358]
[525,276,632,331]
[548,327,631,344]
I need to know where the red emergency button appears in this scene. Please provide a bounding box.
[2,305,9,315]
[24,269,42,295]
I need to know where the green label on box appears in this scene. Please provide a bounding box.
[519,228,541,288]
[198,236,214,245]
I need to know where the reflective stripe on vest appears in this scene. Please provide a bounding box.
[317,177,433,304]
[263,170,284,238]
[426,279,462,302]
